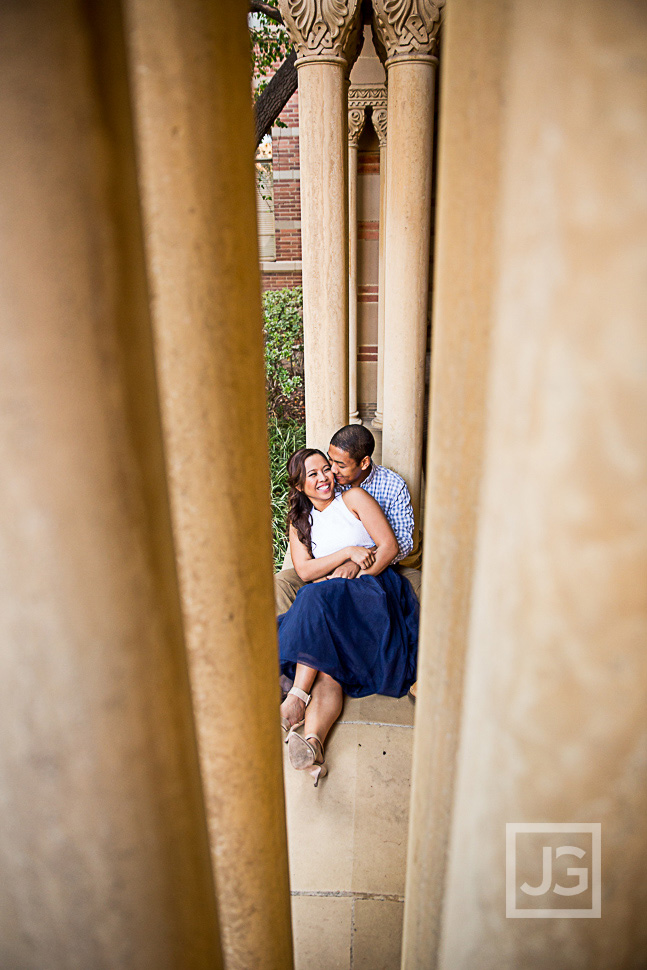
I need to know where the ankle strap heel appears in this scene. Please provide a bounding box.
[287,732,327,786]
[280,686,311,741]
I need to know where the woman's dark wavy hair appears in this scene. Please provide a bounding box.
[286,447,329,556]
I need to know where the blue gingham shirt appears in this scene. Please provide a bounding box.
[338,462,414,563]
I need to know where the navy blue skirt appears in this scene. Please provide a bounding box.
[277,567,419,698]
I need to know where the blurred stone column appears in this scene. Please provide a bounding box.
[348,104,366,425]
[371,104,388,432]
[373,0,444,555]
[124,1,293,967]
[401,0,503,964]
[279,0,362,446]
[408,0,647,968]
[0,0,222,966]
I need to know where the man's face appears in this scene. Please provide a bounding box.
[328,444,370,487]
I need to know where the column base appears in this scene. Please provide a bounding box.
[372,412,383,430]
[349,411,363,425]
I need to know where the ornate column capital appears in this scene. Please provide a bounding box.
[349,82,387,146]
[371,0,444,65]
[372,106,387,147]
[278,0,362,67]
[348,107,366,147]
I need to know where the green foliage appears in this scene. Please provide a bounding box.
[264,286,305,568]
[268,417,305,567]
[263,286,304,422]
[255,157,274,208]
[250,0,292,120]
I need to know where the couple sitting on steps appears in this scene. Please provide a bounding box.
[275,424,421,786]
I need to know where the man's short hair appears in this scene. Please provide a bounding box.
[329,425,375,464]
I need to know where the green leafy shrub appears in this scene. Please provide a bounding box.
[263,286,305,568]
[268,416,306,568]
[263,286,304,423]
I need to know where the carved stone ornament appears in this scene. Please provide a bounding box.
[371,106,387,147]
[371,0,444,61]
[278,0,362,63]
[348,107,366,146]
[348,83,387,113]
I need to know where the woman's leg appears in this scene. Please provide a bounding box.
[304,671,344,747]
[279,662,317,727]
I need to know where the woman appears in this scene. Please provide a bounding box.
[278,448,418,785]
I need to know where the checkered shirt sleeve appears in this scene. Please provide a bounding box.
[362,465,414,563]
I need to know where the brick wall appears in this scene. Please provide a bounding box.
[262,272,303,292]
[260,88,302,293]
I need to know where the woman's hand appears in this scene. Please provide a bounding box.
[341,491,399,577]
[329,560,361,580]
[347,545,376,569]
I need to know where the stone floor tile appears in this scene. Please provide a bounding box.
[352,898,404,970]
[284,723,358,893]
[292,895,352,970]
[351,724,413,895]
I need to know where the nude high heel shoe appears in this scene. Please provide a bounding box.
[287,732,328,787]
[280,686,311,742]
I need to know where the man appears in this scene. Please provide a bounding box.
[274,424,422,613]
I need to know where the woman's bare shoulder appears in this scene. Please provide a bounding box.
[342,486,381,515]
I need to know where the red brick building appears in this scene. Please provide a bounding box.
[257,90,303,292]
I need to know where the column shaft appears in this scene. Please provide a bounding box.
[0,0,222,966]
[372,139,387,431]
[381,59,436,541]
[124,1,293,967]
[348,138,361,424]
[402,0,504,965]
[438,0,647,967]
[298,61,350,446]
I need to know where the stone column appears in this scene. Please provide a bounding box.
[371,105,388,432]
[0,0,222,966]
[401,0,504,964]
[348,106,366,425]
[124,2,292,968]
[279,0,362,446]
[373,1,444,551]
[435,1,647,968]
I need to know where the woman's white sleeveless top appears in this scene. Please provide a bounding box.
[309,492,375,559]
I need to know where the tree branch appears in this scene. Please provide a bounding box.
[254,48,298,148]
[250,1,283,24]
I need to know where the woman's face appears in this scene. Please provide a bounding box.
[300,453,335,504]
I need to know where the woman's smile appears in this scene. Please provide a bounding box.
[301,453,335,505]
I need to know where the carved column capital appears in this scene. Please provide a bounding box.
[348,83,387,113]
[349,82,387,145]
[371,0,444,64]
[278,0,362,67]
[348,107,366,147]
[372,106,388,147]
